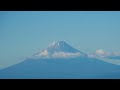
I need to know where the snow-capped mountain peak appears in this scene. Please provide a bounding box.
[31,41,87,59]
[47,41,80,53]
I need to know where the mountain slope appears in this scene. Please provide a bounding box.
[1,57,120,79]
[0,41,120,79]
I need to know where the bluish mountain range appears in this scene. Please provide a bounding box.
[0,41,120,79]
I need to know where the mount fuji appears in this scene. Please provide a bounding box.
[31,41,87,59]
[1,41,120,79]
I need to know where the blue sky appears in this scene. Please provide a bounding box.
[0,11,120,68]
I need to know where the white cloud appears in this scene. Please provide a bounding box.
[52,52,81,58]
[31,48,120,60]
[88,49,120,59]
[96,49,106,55]
[31,50,49,59]
[39,50,48,56]
[32,50,82,59]
[95,49,110,58]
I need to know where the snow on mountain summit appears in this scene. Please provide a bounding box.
[31,41,87,59]
[47,41,81,53]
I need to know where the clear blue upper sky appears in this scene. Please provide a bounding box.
[0,11,120,68]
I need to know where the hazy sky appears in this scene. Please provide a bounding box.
[0,11,120,68]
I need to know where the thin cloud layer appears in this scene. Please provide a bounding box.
[39,50,48,56]
[33,51,81,58]
[88,49,120,59]
[52,52,81,58]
